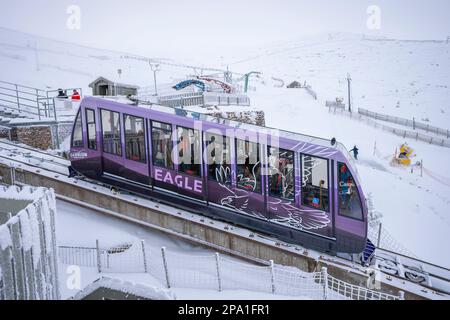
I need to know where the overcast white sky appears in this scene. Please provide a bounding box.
[1,0,449,56]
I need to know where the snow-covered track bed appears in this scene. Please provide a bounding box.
[0,145,448,299]
[0,139,69,175]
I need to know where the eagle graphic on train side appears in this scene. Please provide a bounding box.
[215,166,330,230]
[268,198,330,230]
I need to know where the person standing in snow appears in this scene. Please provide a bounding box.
[350,145,359,160]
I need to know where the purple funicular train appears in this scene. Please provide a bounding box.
[69,96,368,255]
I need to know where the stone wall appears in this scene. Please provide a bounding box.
[10,125,53,150]
[0,127,11,139]
[56,123,74,149]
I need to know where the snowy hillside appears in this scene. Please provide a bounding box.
[0,27,209,93]
[1,28,449,267]
[225,33,450,128]
[228,34,450,267]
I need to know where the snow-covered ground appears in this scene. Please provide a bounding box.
[56,200,308,300]
[1,27,449,267]
[250,88,450,267]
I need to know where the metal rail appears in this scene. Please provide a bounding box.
[0,143,449,297]
[0,139,67,161]
[0,80,82,122]
[375,248,450,288]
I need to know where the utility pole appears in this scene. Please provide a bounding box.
[243,71,261,94]
[224,66,232,83]
[346,73,352,113]
[150,62,161,96]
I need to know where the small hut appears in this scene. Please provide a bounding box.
[89,77,139,96]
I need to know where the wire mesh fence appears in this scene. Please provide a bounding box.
[58,240,402,300]
[220,256,273,293]
[101,242,146,273]
[326,274,398,300]
[58,245,98,268]
[366,193,418,258]
[273,265,325,298]
[367,223,418,258]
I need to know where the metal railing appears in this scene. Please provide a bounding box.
[58,240,402,300]
[0,80,82,122]
[156,92,251,108]
[157,92,204,108]
[366,193,418,257]
[203,92,251,106]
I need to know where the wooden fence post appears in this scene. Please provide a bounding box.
[215,253,222,292]
[270,260,276,294]
[420,160,423,177]
[96,239,102,273]
[161,247,171,288]
[141,240,148,273]
[321,267,328,300]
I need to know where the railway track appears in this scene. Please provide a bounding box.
[0,139,449,299]
[375,249,450,294]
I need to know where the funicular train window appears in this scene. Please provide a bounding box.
[268,147,294,200]
[151,121,173,169]
[86,109,97,150]
[301,155,329,211]
[101,109,122,156]
[124,114,146,163]
[71,110,83,148]
[236,139,261,193]
[177,126,201,176]
[338,162,363,220]
[205,133,231,184]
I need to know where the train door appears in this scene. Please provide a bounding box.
[334,161,366,250]
[224,138,267,220]
[266,146,298,224]
[173,125,204,200]
[121,114,149,186]
[83,108,102,179]
[294,154,334,238]
[150,121,204,201]
[100,108,124,178]
[204,132,233,207]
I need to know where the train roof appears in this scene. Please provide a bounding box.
[86,96,359,178]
